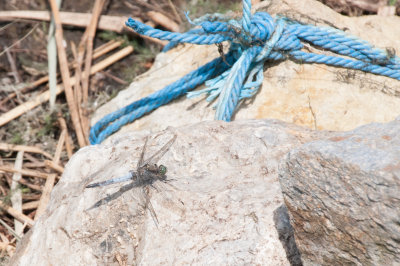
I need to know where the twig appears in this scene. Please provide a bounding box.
[71,0,105,147]
[34,174,56,220]
[22,201,40,210]
[83,0,106,105]
[0,11,131,33]
[79,0,107,144]
[22,194,41,201]
[70,41,85,145]
[58,115,73,158]
[0,20,19,32]
[10,151,24,237]
[0,218,21,242]
[42,129,65,173]
[4,45,21,83]
[136,0,177,23]
[0,46,134,127]
[0,23,39,58]
[44,160,64,174]
[0,143,53,159]
[147,11,179,32]
[0,76,51,107]
[53,130,65,164]
[22,162,46,168]
[0,165,49,179]
[0,11,165,45]
[0,200,34,227]
[101,71,127,85]
[47,0,62,109]
[49,0,86,148]
[167,0,182,24]
[36,123,65,219]
[17,178,42,192]
[23,152,41,164]
[93,40,121,57]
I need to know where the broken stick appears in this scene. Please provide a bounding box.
[49,0,86,147]
[0,200,34,227]
[0,143,52,159]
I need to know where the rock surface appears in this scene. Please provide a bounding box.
[10,119,328,266]
[92,0,400,144]
[279,117,400,265]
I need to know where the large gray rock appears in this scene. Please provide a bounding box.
[279,117,400,265]
[92,0,400,144]
[11,119,325,265]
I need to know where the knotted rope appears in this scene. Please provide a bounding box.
[89,0,400,144]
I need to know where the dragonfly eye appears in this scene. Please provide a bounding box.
[159,165,167,175]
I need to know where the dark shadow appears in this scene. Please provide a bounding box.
[87,182,136,210]
[273,204,303,266]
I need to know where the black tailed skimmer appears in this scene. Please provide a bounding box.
[86,134,177,226]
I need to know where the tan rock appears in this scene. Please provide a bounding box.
[11,119,320,265]
[92,0,400,143]
[279,116,400,265]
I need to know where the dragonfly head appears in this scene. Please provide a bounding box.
[158,165,167,177]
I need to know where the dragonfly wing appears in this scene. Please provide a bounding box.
[141,186,159,226]
[143,135,177,166]
[87,182,135,210]
[153,181,185,215]
[138,136,149,168]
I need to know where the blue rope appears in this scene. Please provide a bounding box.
[90,0,400,144]
[89,52,236,144]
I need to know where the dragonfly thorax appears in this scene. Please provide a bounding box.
[140,163,167,183]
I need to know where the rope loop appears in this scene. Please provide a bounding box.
[89,0,400,144]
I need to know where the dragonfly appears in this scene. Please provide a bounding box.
[85,134,177,226]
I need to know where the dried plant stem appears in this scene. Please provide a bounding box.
[0,11,131,32]
[22,201,39,210]
[93,40,121,57]
[100,71,127,85]
[71,41,85,145]
[58,116,73,158]
[147,11,179,32]
[10,151,24,237]
[82,0,106,104]
[167,0,182,23]
[17,179,42,192]
[36,127,66,219]
[0,165,49,179]
[0,23,39,58]
[48,0,86,147]
[0,143,52,159]
[0,218,21,242]
[72,0,107,145]
[0,200,34,227]
[44,160,64,174]
[5,45,21,83]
